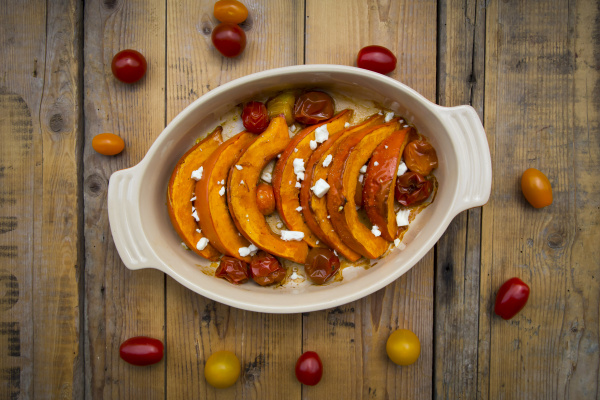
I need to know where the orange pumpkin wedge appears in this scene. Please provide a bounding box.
[196,131,257,262]
[272,110,353,248]
[228,116,309,264]
[300,114,386,261]
[363,128,411,241]
[167,127,224,261]
[327,119,401,259]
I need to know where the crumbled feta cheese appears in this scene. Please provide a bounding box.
[196,237,209,251]
[220,179,225,185]
[358,174,364,183]
[280,230,305,241]
[338,206,344,212]
[219,186,225,196]
[384,111,394,122]
[261,171,272,183]
[378,111,383,115]
[403,124,409,128]
[310,140,318,150]
[296,206,303,212]
[396,209,410,226]
[295,181,302,188]
[344,122,350,128]
[277,153,281,158]
[294,148,298,153]
[327,215,330,219]
[276,222,284,229]
[190,195,196,202]
[394,238,401,247]
[238,244,258,257]
[191,166,203,181]
[371,225,382,237]
[397,161,408,176]
[385,145,388,149]
[240,180,244,185]
[235,165,243,170]
[333,249,338,256]
[296,172,304,181]
[316,240,319,244]
[196,228,201,234]
[360,165,368,173]
[374,161,379,166]
[322,154,333,167]
[311,178,330,198]
[293,158,305,181]
[314,124,329,143]
[191,209,199,222]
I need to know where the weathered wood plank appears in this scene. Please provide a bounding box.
[165,1,304,398]
[434,0,485,398]
[302,1,436,398]
[0,0,83,398]
[480,0,600,398]
[83,0,166,398]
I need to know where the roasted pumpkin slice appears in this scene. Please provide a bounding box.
[272,110,353,248]
[196,131,257,262]
[300,114,385,261]
[327,119,401,259]
[228,116,309,264]
[363,128,411,241]
[167,127,224,261]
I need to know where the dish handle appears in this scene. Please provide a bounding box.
[107,166,164,271]
[439,105,492,215]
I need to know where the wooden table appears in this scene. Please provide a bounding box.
[1,0,599,398]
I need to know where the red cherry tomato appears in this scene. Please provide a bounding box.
[304,248,340,285]
[395,171,432,206]
[494,277,530,320]
[521,168,553,208]
[295,351,323,386]
[111,49,147,84]
[357,45,397,74]
[215,256,250,284]
[249,251,286,286]
[242,101,269,134]
[92,133,125,156]
[119,336,164,366]
[211,23,246,58]
[214,0,248,24]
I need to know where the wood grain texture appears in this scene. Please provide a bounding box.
[303,0,436,398]
[165,1,304,398]
[434,0,485,398]
[480,0,600,398]
[0,0,83,398]
[83,0,166,398]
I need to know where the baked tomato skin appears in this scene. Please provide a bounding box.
[403,139,438,176]
[357,45,397,74]
[211,23,246,57]
[295,351,323,386]
[494,277,530,320]
[395,171,432,206]
[215,256,250,284]
[242,101,269,134]
[293,91,334,125]
[111,49,147,83]
[119,336,164,366]
[304,248,340,284]
[521,168,552,208]
[256,183,276,215]
[249,251,286,286]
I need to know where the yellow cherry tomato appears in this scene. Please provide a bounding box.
[386,329,420,366]
[214,0,248,24]
[92,133,125,156]
[521,168,553,208]
[204,350,241,389]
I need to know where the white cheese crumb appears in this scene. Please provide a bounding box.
[385,145,388,149]
[397,161,408,176]
[344,122,350,128]
[261,171,272,183]
[360,165,368,174]
[294,148,298,153]
[277,153,281,158]
[191,166,203,181]
[403,124,409,128]
[327,215,331,219]
[396,209,410,226]
[238,244,258,257]
[190,195,196,202]
[322,154,333,167]
[333,249,338,256]
[290,270,300,280]
[276,222,284,229]
[280,230,305,241]
[314,124,329,143]
[295,181,302,188]
[371,225,382,237]
[311,178,330,198]
[220,179,225,185]
[181,242,189,250]
[235,165,243,170]
[296,206,303,212]
[196,228,201,234]
[316,240,319,244]
[196,237,209,251]
[309,140,318,150]
[219,186,225,196]
[293,158,305,181]
[358,174,364,183]
[191,209,200,222]
[384,112,394,123]
[374,161,379,166]
[240,180,244,185]
[378,111,383,115]
[394,238,401,247]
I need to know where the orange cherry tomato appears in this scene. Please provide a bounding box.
[403,140,438,176]
[521,168,553,208]
[92,133,125,155]
[214,0,248,24]
[386,329,420,366]
[256,183,276,215]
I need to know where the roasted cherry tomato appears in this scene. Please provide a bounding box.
[92,133,125,155]
[386,329,420,366]
[211,23,246,58]
[204,350,241,389]
[215,256,250,284]
[304,248,340,285]
[403,140,438,176]
[242,101,269,134]
[395,171,432,206]
[295,351,323,386]
[256,183,276,215]
[213,0,248,24]
[111,49,147,83]
[293,91,334,125]
[494,277,530,320]
[356,45,397,75]
[521,168,553,208]
[250,251,286,286]
[119,336,164,366]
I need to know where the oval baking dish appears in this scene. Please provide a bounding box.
[107,65,492,313]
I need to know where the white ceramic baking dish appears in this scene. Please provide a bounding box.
[107,65,491,313]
